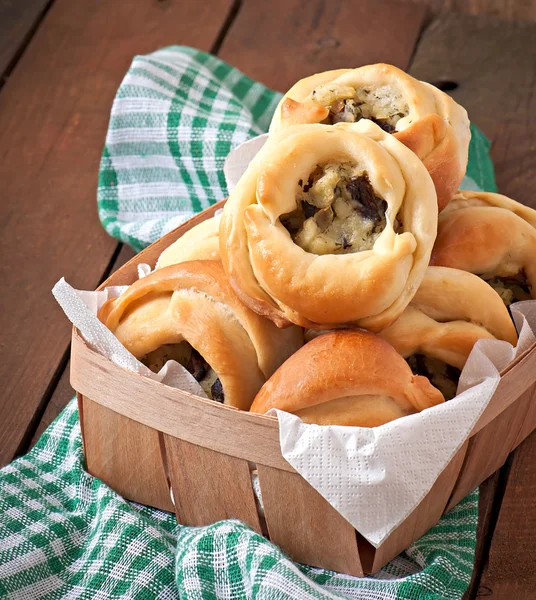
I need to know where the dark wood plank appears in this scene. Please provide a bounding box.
[406,0,536,22]
[476,432,536,597]
[30,364,73,447]
[0,0,52,82]
[29,245,136,449]
[409,13,536,207]
[219,0,428,92]
[0,0,234,468]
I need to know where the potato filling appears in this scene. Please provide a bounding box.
[280,163,397,255]
[481,271,532,307]
[311,83,409,133]
[141,342,224,402]
[406,353,460,401]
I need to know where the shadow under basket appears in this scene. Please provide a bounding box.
[70,200,536,577]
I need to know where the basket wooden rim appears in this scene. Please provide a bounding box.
[71,328,292,471]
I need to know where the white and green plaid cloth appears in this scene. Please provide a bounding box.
[1,47,498,599]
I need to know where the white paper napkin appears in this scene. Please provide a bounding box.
[224,133,268,192]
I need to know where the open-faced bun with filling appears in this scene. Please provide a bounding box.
[156,214,221,269]
[270,64,470,212]
[99,260,303,410]
[431,191,536,307]
[250,330,444,427]
[220,120,438,331]
[379,266,518,400]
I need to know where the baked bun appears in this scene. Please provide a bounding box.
[431,191,536,306]
[270,64,470,212]
[250,330,444,427]
[156,214,220,269]
[220,120,438,331]
[379,266,518,399]
[99,260,303,410]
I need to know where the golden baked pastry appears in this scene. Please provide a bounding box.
[250,330,444,427]
[220,120,438,331]
[270,64,470,211]
[379,266,518,400]
[431,191,536,307]
[156,214,220,269]
[99,260,303,410]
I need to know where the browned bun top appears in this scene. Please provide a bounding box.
[250,330,444,426]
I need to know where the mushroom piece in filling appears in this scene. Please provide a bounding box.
[280,163,399,255]
[141,342,225,402]
[481,271,532,308]
[406,353,461,401]
[311,83,409,133]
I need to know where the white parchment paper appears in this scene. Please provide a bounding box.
[52,278,207,398]
[224,135,536,547]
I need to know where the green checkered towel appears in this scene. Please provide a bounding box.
[1,47,498,600]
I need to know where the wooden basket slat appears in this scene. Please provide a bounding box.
[447,382,536,511]
[256,464,363,577]
[164,436,262,533]
[368,439,469,573]
[512,382,536,449]
[470,344,536,435]
[71,331,292,472]
[79,395,174,512]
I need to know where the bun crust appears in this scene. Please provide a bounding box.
[99,260,303,410]
[220,120,438,331]
[431,191,536,298]
[380,266,518,370]
[270,64,470,212]
[250,330,444,426]
[156,214,221,269]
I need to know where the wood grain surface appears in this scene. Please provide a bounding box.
[0,0,233,467]
[164,436,262,533]
[408,0,536,22]
[29,244,136,450]
[30,364,72,448]
[219,0,428,92]
[0,0,51,83]
[477,432,536,596]
[257,464,364,576]
[81,395,175,512]
[409,12,536,208]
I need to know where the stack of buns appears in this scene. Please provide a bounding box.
[99,64,535,427]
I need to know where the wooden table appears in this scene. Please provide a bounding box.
[1,1,534,597]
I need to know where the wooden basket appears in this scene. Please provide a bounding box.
[70,200,536,576]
